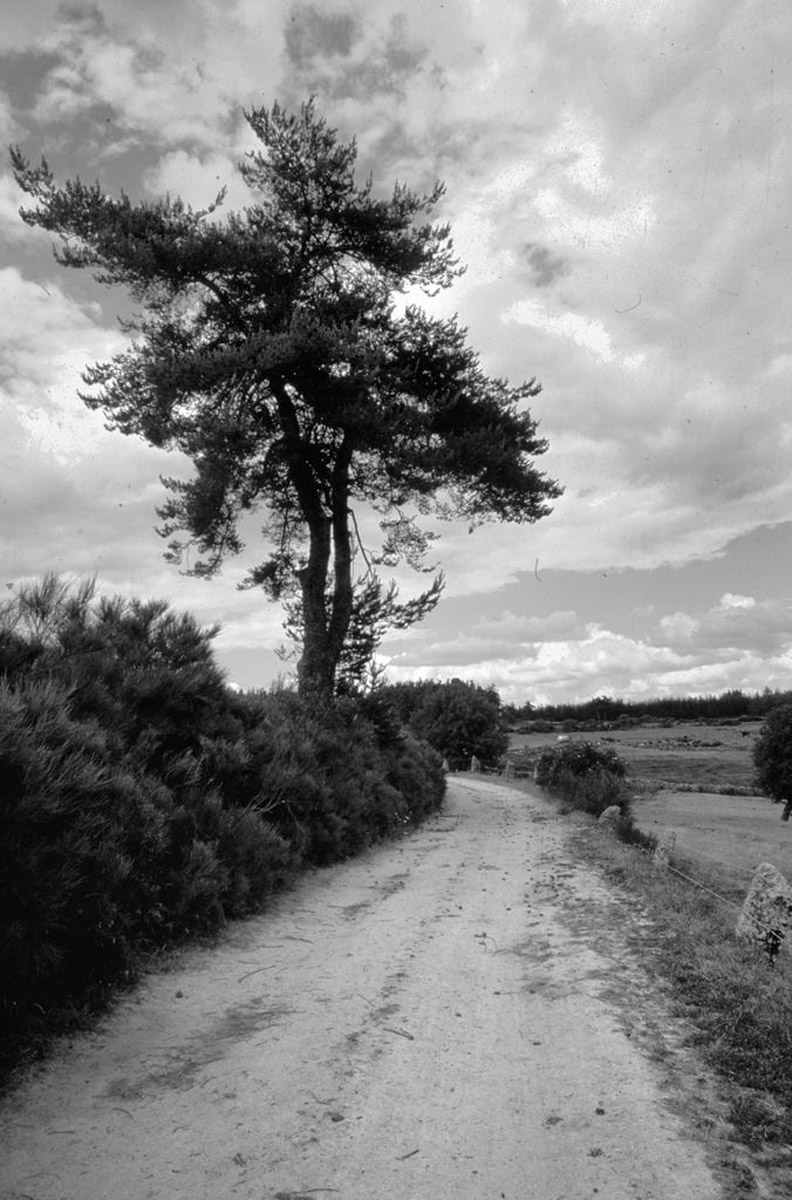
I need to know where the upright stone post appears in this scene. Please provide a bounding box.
[470,755,481,773]
[503,761,515,778]
[598,805,621,832]
[736,862,792,963]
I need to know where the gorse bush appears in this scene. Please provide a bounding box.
[247,691,445,865]
[0,574,242,776]
[0,576,445,1084]
[0,675,298,1067]
[535,740,629,817]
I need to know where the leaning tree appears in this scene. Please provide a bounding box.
[12,99,561,701]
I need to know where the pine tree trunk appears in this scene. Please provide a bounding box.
[325,443,354,690]
[296,514,334,702]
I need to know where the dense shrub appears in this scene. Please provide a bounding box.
[535,740,626,787]
[0,577,446,1084]
[245,691,445,865]
[752,704,792,802]
[0,677,298,1075]
[535,740,629,817]
[2,577,246,774]
[379,678,509,764]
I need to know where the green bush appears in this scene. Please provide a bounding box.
[535,740,629,817]
[0,574,244,778]
[554,766,632,818]
[0,577,446,1085]
[752,703,792,801]
[0,679,166,1048]
[0,677,298,1078]
[249,691,445,865]
[535,740,626,788]
[379,678,509,764]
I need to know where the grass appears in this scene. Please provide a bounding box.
[509,721,763,794]
[580,831,792,1155]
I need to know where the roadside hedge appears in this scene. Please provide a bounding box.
[0,577,446,1085]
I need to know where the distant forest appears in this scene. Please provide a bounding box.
[505,688,792,725]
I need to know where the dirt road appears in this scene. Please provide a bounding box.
[2,777,726,1199]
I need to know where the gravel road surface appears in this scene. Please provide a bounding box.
[1,776,726,1199]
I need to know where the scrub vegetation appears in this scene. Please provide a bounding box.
[0,574,445,1087]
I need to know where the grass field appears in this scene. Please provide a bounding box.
[508,721,792,900]
[635,791,792,901]
[509,720,762,791]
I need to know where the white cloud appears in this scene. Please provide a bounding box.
[503,301,622,364]
[142,150,255,213]
[719,593,756,610]
[657,595,792,658]
[388,611,792,708]
[659,612,700,643]
[0,172,47,245]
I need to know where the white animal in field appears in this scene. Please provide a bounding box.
[556,734,570,744]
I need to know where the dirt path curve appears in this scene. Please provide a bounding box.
[2,777,724,1200]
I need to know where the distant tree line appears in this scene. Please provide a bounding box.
[504,688,792,726]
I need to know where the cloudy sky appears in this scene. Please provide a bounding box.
[2,0,791,705]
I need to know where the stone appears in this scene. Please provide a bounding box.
[652,833,677,867]
[736,862,792,962]
[598,805,622,830]
[503,761,515,778]
[441,758,450,773]
[470,755,481,773]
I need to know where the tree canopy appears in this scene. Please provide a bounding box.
[12,98,561,700]
[753,704,792,803]
[380,678,509,764]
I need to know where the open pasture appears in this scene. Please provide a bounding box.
[633,790,792,901]
[509,722,792,900]
[509,720,762,792]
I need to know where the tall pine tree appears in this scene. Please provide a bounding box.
[13,99,561,700]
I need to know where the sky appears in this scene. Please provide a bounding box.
[1,0,792,706]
